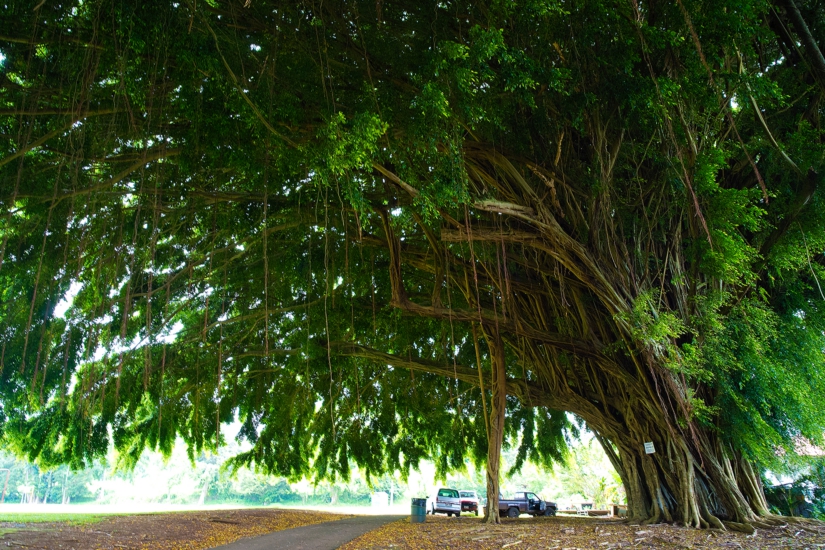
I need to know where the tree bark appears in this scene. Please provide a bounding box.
[781,0,825,92]
[584,389,771,529]
[483,327,507,524]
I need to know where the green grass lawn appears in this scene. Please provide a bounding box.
[0,512,118,525]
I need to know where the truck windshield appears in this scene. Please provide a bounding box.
[459,492,474,498]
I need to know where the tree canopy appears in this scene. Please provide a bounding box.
[1,0,825,528]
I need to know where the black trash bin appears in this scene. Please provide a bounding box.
[411,497,427,523]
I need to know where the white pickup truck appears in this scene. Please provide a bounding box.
[427,487,462,516]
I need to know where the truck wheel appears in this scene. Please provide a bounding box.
[474,510,479,516]
[544,508,556,516]
[456,512,461,517]
[507,507,519,518]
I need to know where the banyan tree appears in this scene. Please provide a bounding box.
[2,0,825,528]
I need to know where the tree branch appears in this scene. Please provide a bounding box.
[0,108,122,117]
[325,340,562,408]
[0,34,103,50]
[758,168,820,263]
[781,0,825,92]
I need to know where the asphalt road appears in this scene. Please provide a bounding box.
[211,515,405,550]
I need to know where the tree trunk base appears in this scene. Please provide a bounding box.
[623,512,825,533]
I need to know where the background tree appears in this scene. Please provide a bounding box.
[1,0,825,529]
[554,437,625,509]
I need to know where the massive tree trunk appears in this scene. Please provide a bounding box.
[590,419,776,530]
[517,346,779,529]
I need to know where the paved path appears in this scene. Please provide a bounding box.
[212,515,405,550]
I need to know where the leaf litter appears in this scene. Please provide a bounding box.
[0,508,349,550]
[339,515,825,550]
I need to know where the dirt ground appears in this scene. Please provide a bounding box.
[2,510,824,549]
[340,514,825,550]
[0,508,349,550]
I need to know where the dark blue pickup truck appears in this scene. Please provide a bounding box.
[498,491,558,518]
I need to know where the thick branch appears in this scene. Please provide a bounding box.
[325,341,562,408]
[373,163,420,198]
[441,227,628,316]
[0,108,123,117]
[758,168,820,263]
[0,109,121,169]
[0,34,103,50]
[394,298,606,361]
[781,0,825,92]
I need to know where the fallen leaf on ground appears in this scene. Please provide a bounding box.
[339,515,825,550]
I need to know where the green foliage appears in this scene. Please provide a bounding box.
[618,290,687,350]
[555,438,625,508]
[764,458,825,519]
[507,407,575,476]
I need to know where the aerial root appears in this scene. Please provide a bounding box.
[781,515,821,525]
[621,511,820,533]
[751,520,776,529]
[756,515,786,526]
[697,498,725,530]
[722,521,755,534]
[703,515,725,530]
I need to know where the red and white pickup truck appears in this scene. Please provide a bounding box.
[498,491,558,518]
[458,489,480,516]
